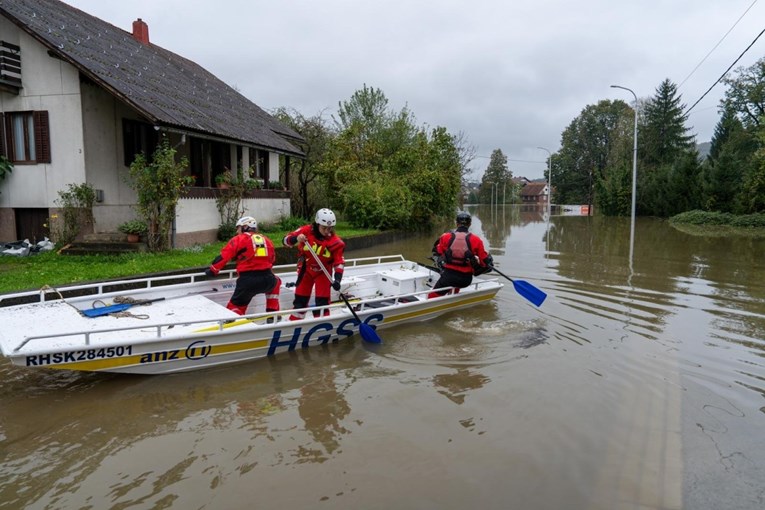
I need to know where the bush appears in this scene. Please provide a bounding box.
[340,178,413,229]
[53,182,96,244]
[730,213,765,228]
[217,222,237,241]
[670,210,765,228]
[259,216,306,234]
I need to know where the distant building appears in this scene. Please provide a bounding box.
[520,182,550,204]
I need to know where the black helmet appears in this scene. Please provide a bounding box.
[456,211,471,226]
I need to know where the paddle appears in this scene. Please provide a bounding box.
[488,265,547,307]
[303,243,382,344]
[82,288,219,318]
[81,297,165,317]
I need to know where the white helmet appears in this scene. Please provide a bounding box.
[235,216,258,230]
[315,208,336,227]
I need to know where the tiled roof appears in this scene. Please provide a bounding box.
[520,182,547,196]
[0,0,304,156]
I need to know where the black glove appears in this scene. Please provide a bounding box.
[204,268,215,277]
[332,281,341,291]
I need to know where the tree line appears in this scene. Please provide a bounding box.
[551,57,765,217]
[277,58,765,227]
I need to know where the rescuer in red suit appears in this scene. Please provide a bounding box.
[283,208,345,320]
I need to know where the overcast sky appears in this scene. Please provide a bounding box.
[63,0,765,180]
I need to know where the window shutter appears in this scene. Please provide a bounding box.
[33,110,51,163]
[0,113,6,157]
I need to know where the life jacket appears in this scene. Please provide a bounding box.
[249,234,269,258]
[444,231,473,266]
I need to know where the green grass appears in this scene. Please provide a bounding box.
[0,223,378,294]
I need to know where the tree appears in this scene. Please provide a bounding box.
[479,149,513,203]
[637,79,698,215]
[721,57,765,130]
[639,79,695,169]
[736,129,765,213]
[702,106,755,212]
[555,100,626,209]
[326,86,463,228]
[127,138,191,252]
[272,107,334,219]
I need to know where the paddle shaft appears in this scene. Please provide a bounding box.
[303,242,336,288]
[487,265,514,282]
[302,243,382,343]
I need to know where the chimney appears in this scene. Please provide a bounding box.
[132,18,150,45]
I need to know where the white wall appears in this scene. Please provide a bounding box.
[241,197,291,225]
[0,23,86,208]
[80,84,147,231]
[175,196,290,234]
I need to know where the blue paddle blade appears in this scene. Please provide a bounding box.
[513,280,547,307]
[359,323,382,344]
[82,303,133,317]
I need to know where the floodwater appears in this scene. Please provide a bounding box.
[1,204,764,510]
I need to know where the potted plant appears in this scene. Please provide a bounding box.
[215,171,233,189]
[118,219,147,243]
[244,178,262,190]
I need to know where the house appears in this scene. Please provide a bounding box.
[519,181,550,204]
[0,0,304,246]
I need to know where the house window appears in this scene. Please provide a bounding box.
[190,137,230,187]
[122,119,158,166]
[1,111,51,164]
[248,148,269,180]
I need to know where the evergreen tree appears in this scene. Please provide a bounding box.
[707,105,740,163]
[736,130,765,214]
[479,149,513,203]
[638,79,695,171]
[639,79,696,169]
[636,79,698,215]
[702,108,755,212]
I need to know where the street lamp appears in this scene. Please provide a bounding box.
[610,84,638,264]
[537,146,552,216]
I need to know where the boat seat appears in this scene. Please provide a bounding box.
[364,300,394,309]
[364,294,419,308]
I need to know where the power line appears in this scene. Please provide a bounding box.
[678,0,758,90]
[686,26,765,115]
[475,155,546,164]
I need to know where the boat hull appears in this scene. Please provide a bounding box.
[0,256,502,374]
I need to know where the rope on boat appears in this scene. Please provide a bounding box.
[39,284,82,313]
[108,311,149,319]
[113,296,142,304]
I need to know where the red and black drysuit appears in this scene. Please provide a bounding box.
[428,226,490,298]
[207,231,281,316]
[283,224,345,320]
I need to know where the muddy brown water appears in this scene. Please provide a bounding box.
[1,204,764,509]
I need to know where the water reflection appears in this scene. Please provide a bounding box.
[433,368,490,405]
[294,349,351,462]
